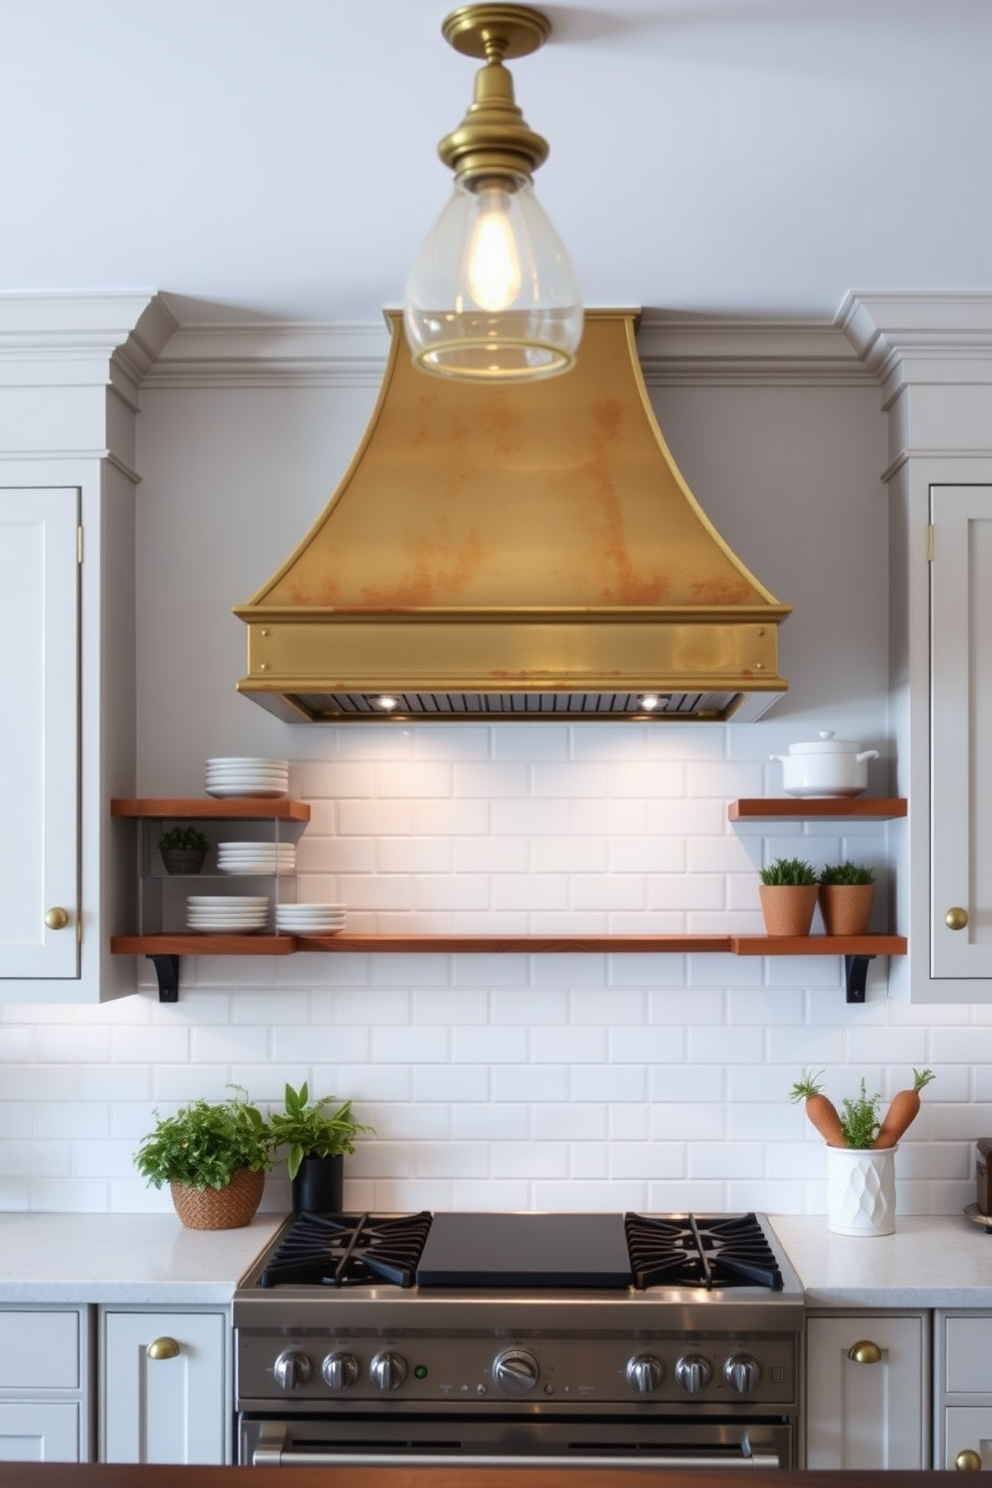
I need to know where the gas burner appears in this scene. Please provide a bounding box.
[625,1212,784,1291]
[259,1211,432,1289]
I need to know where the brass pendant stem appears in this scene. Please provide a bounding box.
[438,5,551,184]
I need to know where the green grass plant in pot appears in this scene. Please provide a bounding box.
[758,856,819,937]
[269,1082,374,1213]
[133,1085,273,1229]
[157,824,209,875]
[818,860,875,936]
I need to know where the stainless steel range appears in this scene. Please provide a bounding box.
[235,1210,804,1470]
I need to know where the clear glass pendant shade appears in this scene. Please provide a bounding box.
[404,175,583,381]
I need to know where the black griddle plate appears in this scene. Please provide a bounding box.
[415,1211,633,1287]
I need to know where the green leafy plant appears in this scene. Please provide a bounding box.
[819,860,875,886]
[133,1085,273,1192]
[839,1078,883,1149]
[157,825,209,853]
[759,856,817,886]
[268,1082,373,1181]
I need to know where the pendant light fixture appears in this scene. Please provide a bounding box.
[404,4,583,382]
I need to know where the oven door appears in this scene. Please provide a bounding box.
[240,1413,793,1469]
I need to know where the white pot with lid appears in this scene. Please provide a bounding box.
[770,730,880,798]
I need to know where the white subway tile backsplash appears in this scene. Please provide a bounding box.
[0,732,976,1218]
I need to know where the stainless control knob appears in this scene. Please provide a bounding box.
[626,1353,665,1393]
[723,1354,761,1394]
[369,1351,408,1391]
[322,1351,360,1391]
[273,1349,312,1391]
[675,1354,713,1394]
[492,1348,540,1396]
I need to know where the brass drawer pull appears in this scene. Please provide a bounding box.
[146,1336,180,1360]
[847,1340,882,1365]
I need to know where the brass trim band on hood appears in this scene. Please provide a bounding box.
[234,309,790,722]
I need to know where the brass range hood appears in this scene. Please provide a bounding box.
[234,309,790,723]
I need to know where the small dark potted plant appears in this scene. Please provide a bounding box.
[818,860,875,936]
[157,825,209,875]
[758,856,819,936]
[133,1085,273,1229]
[269,1082,373,1213]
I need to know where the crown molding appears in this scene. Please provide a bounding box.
[142,321,391,388]
[838,290,992,403]
[635,310,873,387]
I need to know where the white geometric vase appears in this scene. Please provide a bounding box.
[826,1145,897,1236]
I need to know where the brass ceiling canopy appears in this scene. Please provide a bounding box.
[234,309,791,723]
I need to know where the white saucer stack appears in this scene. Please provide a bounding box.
[217,842,296,875]
[205,757,289,799]
[275,903,347,935]
[187,895,270,933]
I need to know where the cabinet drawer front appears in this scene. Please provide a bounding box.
[0,1402,80,1462]
[0,1312,79,1390]
[945,1317,992,1394]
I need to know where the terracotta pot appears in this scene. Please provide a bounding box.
[170,1167,265,1229]
[819,882,875,936]
[759,883,819,937]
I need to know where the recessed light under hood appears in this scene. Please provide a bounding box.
[234,309,790,723]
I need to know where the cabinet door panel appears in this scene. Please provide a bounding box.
[0,1311,79,1389]
[0,487,78,978]
[0,1402,80,1461]
[805,1314,928,1469]
[944,1407,992,1470]
[102,1311,227,1465]
[931,486,992,978]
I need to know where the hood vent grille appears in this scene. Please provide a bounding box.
[234,309,790,723]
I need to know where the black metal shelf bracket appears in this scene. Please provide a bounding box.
[147,954,180,1003]
[845,954,874,1004]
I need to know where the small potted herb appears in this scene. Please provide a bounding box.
[133,1085,273,1229]
[157,825,209,875]
[818,860,875,935]
[758,856,819,937]
[269,1082,373,1213]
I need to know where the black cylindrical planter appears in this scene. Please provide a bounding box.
[292,1155,344,1214]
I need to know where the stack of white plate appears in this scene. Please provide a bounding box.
[187,895,270,933]
[205,757,289,799]
[275,903,347,935]
[217,841,296,875]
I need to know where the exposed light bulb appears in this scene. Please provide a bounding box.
[465,185,522,312]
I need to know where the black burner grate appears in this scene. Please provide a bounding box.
[625,1211,784,1291]
[259,1211,433,1289]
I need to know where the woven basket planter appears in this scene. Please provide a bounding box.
[170,1167,265,1230]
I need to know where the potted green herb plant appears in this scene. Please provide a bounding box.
[758,856,819,937]
[157,825,209,875]
[133,1085,273,1229]
[818,860,875,936]
[790,1068,935,1235]
[269,1082,373,1213]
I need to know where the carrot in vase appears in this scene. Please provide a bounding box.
[873,1068,936,1149]
[789,1070,847,1147]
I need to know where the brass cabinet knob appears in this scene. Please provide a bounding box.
[146,1336,180,1360]
[955,1450,983,1471]
[847,1340,882,1365]
[44,907,69,930]
[946,907,969,931]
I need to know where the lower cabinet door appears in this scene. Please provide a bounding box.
[0,1402,81,1462]
[805,1312,929,1469]
[101,1310,228,1465]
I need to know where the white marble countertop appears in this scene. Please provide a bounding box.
[0,1213,286,1304]
[1,1211,991,1309]
[770,1212,992,1307]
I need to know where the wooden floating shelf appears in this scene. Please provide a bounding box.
[111,932,905,958]
[728,798,907,820]
[111,797,311,821]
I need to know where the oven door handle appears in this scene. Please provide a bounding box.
[252,1424,780,1470]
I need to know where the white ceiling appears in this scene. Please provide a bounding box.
[2,0,989,327]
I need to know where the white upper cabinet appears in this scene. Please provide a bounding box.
[0,488,80,978]
[0,293,176,1002]
[841,292,992,1001]
[930,486,992,980]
